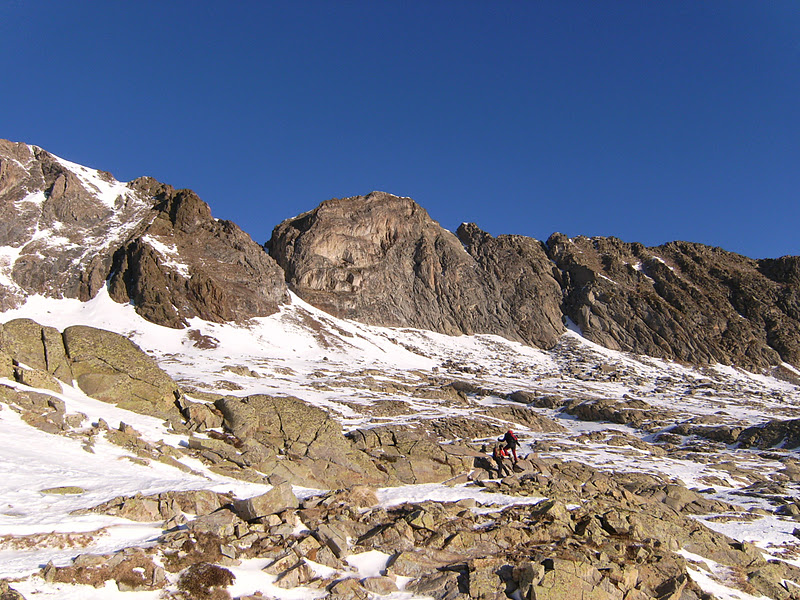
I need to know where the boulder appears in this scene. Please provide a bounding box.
[62,325,179,416]
[0,581,25,600]
[12,366,62,393]
[233,483,298,521]
[347,424,475,484]
[216,394,385,488]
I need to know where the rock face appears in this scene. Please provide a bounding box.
[0,139,288,328]
[269,192,800,369]
[107,181,288,328]
[0,140,155,310]
[268,192,565,348]
[547,234,800,369]
[0,318,179,416]
[456,222,565,349]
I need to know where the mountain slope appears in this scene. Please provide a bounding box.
[2,138,799,370]
[0,140,289,327]
[1,286,799,599]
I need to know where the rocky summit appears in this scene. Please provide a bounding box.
[0,140,799,599]
[0,140,288,327]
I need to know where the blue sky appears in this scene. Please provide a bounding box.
[3,1,799,258]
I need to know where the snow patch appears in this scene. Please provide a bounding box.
[141,235,191,277]
[51,153,131,210]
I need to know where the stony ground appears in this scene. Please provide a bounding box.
[1,300,799,599]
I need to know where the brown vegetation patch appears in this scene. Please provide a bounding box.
[44,548,164,591]
[178,562,235,599]
[162,532,226,572]
[0,530,103,551]
[187,329,219,349]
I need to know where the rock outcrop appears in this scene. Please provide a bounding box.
[107,182,288,328]
[268,192,565,348]
[213,393,387,488]
[547,234,800,369]
[0,318,179,417]
[0,140,288,328]
[0,140,162,310]
[456,222,565,349]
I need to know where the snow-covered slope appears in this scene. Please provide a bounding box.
[1,288,799,599]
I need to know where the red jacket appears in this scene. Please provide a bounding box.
[493,446,509,459]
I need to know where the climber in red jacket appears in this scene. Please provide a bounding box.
[501,430,519,462]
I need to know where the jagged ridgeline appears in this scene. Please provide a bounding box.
[2,139,800,599]
[1,137,798,372]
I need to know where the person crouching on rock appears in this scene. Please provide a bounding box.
[501,429,519,463]
[492,443,511,478]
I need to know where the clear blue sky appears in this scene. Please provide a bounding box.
[3,1,799,258]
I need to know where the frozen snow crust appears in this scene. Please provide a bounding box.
[0,289,798,599]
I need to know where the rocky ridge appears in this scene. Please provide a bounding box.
[268,196,800,371]
[2,139,800,370]
[0,140,288,328]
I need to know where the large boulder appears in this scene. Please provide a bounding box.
[347,424,477,484]
[0,318,73,384]
[233,482,298,521]
[62,325,179,416]
[215,394,386,488]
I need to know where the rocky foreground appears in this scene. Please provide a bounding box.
[0,313,799,599]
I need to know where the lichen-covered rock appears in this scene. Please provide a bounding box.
[216,394,385,488]
[0,319,49,370]
[13,366,62,393]
[0,349,12,380]
[233,482,298,521]
[62,325,179,416]
[347,424,476,484]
